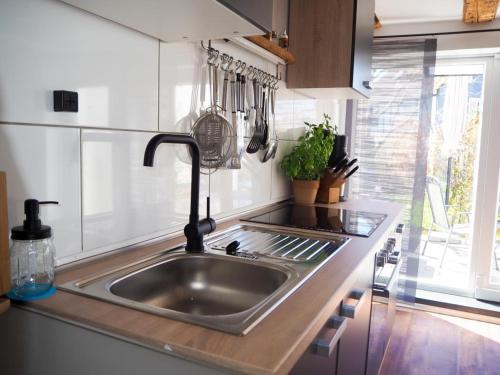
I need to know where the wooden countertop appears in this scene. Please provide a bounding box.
[21,199,403,374]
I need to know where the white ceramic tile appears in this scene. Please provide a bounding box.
[315,99,344,132]
[209,152,272,217]
[273,87,295,140]
[271,140,296,200]
[159,42,205,133]
[0,0,158,130]
[292,93,319,135]
[0,124,82,259]
[81,130,209,252]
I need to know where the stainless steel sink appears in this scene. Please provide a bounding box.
[59,225,349,335]
[108,254,290,316]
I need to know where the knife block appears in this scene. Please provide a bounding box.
[0,172,11,313]
[316,187,341,204]
[317,169,344,203]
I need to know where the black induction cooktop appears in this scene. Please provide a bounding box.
[242,203,387,238]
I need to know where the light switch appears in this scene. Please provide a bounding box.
[53,90,78,112]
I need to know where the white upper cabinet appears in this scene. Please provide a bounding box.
[0,0,158,130]
[60,0,272,42]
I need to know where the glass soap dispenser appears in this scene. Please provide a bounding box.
[8,199,58,301]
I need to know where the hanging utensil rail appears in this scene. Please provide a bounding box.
[199,41,281,167]
[201,41,280,92]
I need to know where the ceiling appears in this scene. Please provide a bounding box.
[376,0,500,24]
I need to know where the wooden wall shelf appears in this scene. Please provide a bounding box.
[244,35,296,64]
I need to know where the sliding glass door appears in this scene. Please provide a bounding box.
[348,43,500,302]
[416,57,486,297]
[474,55,500,302]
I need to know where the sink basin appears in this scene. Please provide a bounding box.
[108,255,289,316]
[59,225,350,335]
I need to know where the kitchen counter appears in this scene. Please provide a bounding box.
[19,199,403,374]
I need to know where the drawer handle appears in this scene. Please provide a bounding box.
[341,288,367,319]
[312,316,348,357]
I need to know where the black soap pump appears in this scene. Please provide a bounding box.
[8,199,58,301]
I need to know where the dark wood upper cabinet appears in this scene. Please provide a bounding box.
[287,0,374,99]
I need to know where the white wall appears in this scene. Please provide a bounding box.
[0,0,344,264]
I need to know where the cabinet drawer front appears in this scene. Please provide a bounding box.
[290,304,343,374]
[337,253,376,375]
[341,288,369,319]
[313,315,348,357]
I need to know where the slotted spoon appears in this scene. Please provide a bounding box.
[246,78,265,154]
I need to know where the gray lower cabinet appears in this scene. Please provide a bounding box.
[290,253,375,375]
[337,254,375,375]
[0,308,227,375]
[290,304,342,375]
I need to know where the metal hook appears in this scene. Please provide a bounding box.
[257,69,265,83]
[272,76,279,90]
[227,56,235,71]
[237,61,246,74]
[267,73,273,85]
[200,40,210,51]
[263,72,270,86]
[250,66,256,80]
[207,48,218,65]
[247,65,255,79]
[220,53,232,71]
[211,49,221,66]
[234,60,242,73]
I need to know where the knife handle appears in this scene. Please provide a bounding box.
[344,165,359,180]
[332,158,349,173]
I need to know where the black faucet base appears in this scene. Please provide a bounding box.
[184,218,216,253]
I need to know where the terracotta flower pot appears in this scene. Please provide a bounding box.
[292,179,320,205]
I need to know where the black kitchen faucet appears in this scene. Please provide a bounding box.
[143,133,216,252]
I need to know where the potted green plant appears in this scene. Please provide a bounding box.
[281,114,335,204]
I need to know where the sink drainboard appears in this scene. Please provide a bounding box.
[208,228,347,262]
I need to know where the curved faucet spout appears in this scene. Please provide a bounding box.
[143,133,215,252]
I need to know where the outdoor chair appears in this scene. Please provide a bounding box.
[421,176,472,268]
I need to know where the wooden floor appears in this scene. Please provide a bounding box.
[380,309,500,375]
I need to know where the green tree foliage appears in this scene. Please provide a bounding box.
[448,112,479,222]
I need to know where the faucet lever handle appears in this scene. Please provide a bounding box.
[206,196,211,219]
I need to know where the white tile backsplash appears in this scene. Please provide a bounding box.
[273,88,295,140]
[0,0,158,131]
[271,140,296,200]
[81,129,209,252]
[209,153,272,216]
[0,0,346,263]
[159,42,205,133]
[0,124,82,259]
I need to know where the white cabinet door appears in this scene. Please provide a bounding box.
[0,0,158,131]
[60,0,265,42]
